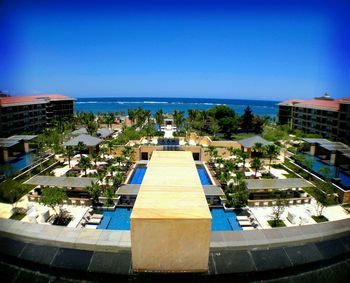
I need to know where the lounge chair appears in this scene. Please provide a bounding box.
[238,220,252,227]
[87,218,102,225]
[242,226,255,230]
[91,214,103,219]
[236,216,249,221]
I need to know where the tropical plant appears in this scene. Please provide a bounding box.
[250,158,263,177]
[252,142,264,157]
[270,192,289,227]
[112,172,124,191]
[209,117,220,139]
[173,110,185,132]
[155,109,165,128]
[205,145,218,163]
[78,156,91,176]
[39,187,68,219]
[91,151,100,167]
[312,185,330,217]
[265,144,280,173]
[241,152,250,171]
[104,187,115,207]
[105,112,115,128]
[66,146,73,168]
[226,172,248,208]
[87,181,101,204]
[76,141,87,158]
[241,106,254,133]
[87,120,98,136]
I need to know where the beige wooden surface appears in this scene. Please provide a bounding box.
[131,151,211,272]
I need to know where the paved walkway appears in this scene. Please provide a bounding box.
[250,199,350,229]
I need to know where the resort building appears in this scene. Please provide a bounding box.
[0,94,74,137]
[63,134,103,154]
[0,135,37,163]
[278,94,350,143]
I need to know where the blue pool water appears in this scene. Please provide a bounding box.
[211,208,242,231]
[128,165,212,185]
[197,166,213,185]
[128,166,147,184]
[305,155,350,188]
[97,208,242,231]
[0,153,34,176]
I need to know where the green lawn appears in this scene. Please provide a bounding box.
[312,215,329,223]
[268,220,286,228]
[10,212,26,220]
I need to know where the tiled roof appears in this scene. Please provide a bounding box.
[63,134,102,147]
[0,94,74,106]
[295,99,340,110]
[279,97,350,110]
[238,135,272,148]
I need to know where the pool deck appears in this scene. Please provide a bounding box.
[130,151,212,272]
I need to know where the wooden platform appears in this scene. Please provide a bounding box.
[131,151,211,272]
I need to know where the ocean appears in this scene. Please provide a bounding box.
[74,97,279,117]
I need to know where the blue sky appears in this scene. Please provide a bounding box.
[1,0,349,100]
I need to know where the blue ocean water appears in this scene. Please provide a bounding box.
[74,97,278,117]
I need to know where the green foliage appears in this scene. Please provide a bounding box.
[78,156,91,176]
[250,158,263,177]
[265,144,280,172]
[173,110,185,131]
[241,106,254,133]
[87,181,101,204]
[155,109,165,127]
[226,173,248,208]
[268,220,286,227]
[270,192,289,226]
[311,215,329,223]
[39,187,67,216]
[104,187,115,207]
[0,179,32,204]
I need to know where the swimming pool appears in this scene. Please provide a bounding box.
[128,164,213,185]
[197,165,213,185]
[304,154,350,188]
[128,166,147,184]
[0,153,34,176]
[97,208,242,231]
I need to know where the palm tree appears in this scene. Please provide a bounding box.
[78,156,91,177]
[112,172,124,192]
[107,140,114,155]
[122,146,134,164]
[205,145,218,163]
[187,109,198,126]
[87,120,98,136]
[250,158,263,178]
[144,110,152,125]
[105,112,115,128]
[155,109,165,128]
[87,181,101,204]
[173,110,185,132]
[265,144,280,173]
[76,141,86,158]
[91,151,99,167]
[128,109,136,126]
[253,142,264,157]
[210,117,220,140]
[66,146,73,168]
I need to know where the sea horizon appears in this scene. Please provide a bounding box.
[74,97,279,117]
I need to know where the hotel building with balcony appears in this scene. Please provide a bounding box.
[0,94,74,137]
[278,94,350,143]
